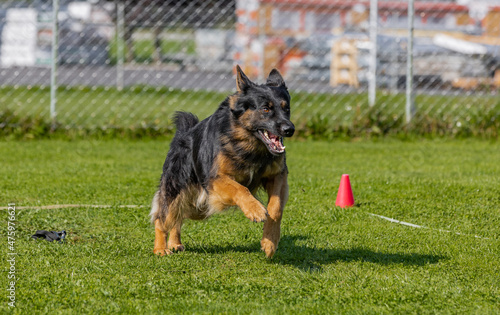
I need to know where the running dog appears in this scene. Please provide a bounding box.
[150,65,294,258]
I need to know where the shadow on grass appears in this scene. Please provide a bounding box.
[274,235,446,272]
[188,234,446,272]
[187,243,261,255]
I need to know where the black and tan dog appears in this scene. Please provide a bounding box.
[150,65,294,258]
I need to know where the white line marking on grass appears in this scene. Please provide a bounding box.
[0,205,489,240]
[368,213,423,229]
[367,212,489,240]
[0,204,147,210]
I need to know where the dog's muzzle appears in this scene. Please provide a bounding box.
[280,122,295,137]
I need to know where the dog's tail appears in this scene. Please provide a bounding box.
[149,188,184,232]
[151,112,198,228]
[173,111,199,133]
[149,190,161,225]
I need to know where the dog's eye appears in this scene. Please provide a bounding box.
[262,107,270,113]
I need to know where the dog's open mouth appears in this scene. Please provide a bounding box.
[257,130,285,154]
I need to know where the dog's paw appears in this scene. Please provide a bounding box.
[260,238,277,258]
[168,243,185,252]
[154,248,174,256]
[243,200,268,223]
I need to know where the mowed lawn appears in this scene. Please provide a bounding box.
[2,86,499,133]
[1,138,499,313]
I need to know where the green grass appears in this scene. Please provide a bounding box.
[1,138,499,313]
[1,86,499,138]
[109,38,196,64]
[0,86,223,133]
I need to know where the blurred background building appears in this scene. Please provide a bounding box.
[1,0,499,90]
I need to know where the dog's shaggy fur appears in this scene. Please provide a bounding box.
[150,66,294,258]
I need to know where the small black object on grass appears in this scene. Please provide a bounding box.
[31,230,66,243]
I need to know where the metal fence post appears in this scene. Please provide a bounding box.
[368,0,378,107]
[406,0,416,124]
[116,1,125,91]
[50,0,59,128]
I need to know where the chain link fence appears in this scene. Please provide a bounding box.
[1,0,499,137]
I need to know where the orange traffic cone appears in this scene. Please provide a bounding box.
[335,174,355,208]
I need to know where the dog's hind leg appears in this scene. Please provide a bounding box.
[261,172,288,258]
[152,191,185,255]
[154,217,184,255]
[153,219,171,255]
[151,191,170,255]
[167,222,185,252]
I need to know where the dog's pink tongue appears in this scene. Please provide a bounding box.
[269,133,284,150]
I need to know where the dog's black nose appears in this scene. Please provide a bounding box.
[281,123,295,137]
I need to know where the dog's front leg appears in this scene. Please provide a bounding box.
[209,175,268,222]
[261,172,288,258]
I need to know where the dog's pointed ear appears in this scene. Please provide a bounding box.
[266,68,287,89]
[235,65,253,93]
